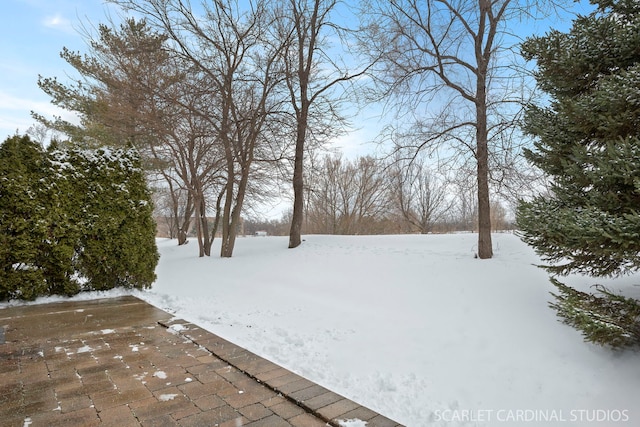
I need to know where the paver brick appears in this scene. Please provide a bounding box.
[367,414,404,427]
[302,391,344,411]
[340,405,379,421]
[277,378,316,394]
[54,380,85,398]
[0,297,403,427]
[215,365,249,383]
[2,411,27,427]
[24,382,56,401]
[261,395,287,408]
[152,385,183,401]
[168,402,201,420]
[109,374,153,392]
[46,360,78,374]
[141,414,180,427]
[195,369,229,385]
[179,379,236,400]
[270,401,306,419]
[130,394,193,421]
[78,362,121,377]
[224,386,275,409]
[228,351,262,369]
[80,378,114,395]
[97,404,140,426]
[289,413,330,427]
[244,414,293,427]
[267,372,305,388]
[230,377,269,394]
[217,383,243,398]
[217,416,251,427]
[289,384,330,403]
[59,394,94,413]
[23,384,56,402]
[316,399,361,420]
[145,368,190,391]
[23,396,60,413]
[195,354,219,364]
[178,404,240,426]
[254,366,291,382]
[185,362,212,375]
[35,406,101,427]
[193,394,226,410]
[238,402,274,421]
[243,358,281,376]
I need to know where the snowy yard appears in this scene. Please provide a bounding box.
[4,233,640,426]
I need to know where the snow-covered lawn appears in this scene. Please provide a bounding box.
[3,233,639,426]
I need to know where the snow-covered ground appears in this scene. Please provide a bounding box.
[3,233,639,426]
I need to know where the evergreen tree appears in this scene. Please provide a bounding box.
[0,136,81,299]
[67,147,159,290]
[0,136,49,299]
[37,142,82,296]
[34,18,174,149]
[517,0,640,348]
[0,135,158,301]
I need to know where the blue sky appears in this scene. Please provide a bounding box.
[0,0,595,145]
[0,0,120,140]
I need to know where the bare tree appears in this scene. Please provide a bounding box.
[271,0,370,248]
[156,92,227,256]
[350,156,391,233]
[36,18,232,252]
[389,157,451,234]
[359,0,547,258]
[26,123,61,146]
[152,184,193,240]
[306,155,341,233]
[450,169,478,232]
[112,0,290,257]
[306,154,389,234]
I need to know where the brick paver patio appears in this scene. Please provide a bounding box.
[0,296,403,427]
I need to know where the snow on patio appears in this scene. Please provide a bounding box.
[3,233,639,426]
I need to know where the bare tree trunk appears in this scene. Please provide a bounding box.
[201,207,211,257]
[221,168,250,257]
[358,0,534,257]
[220,151,235,257]
[476,97,493,258]
[195,195,210,258]
[195,197,204,257]
[475,23,493,259]
[170,184,192,246]
[206,187,225,255]
[289,112,308,248]
[282,0,366,247]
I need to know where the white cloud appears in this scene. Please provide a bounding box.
[0,91,62,119]
[0,90,79,139]
[42,13,74,34]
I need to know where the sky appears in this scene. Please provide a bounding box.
[0,0,596,148]
[0,1,118,140]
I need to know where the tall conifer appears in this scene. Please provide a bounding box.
[517,0,640,348]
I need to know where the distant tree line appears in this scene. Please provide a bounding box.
[240,153,513,237]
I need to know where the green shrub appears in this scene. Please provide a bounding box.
[0,135,158,301]
[0,135,50,300]
[66,148,158,290]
